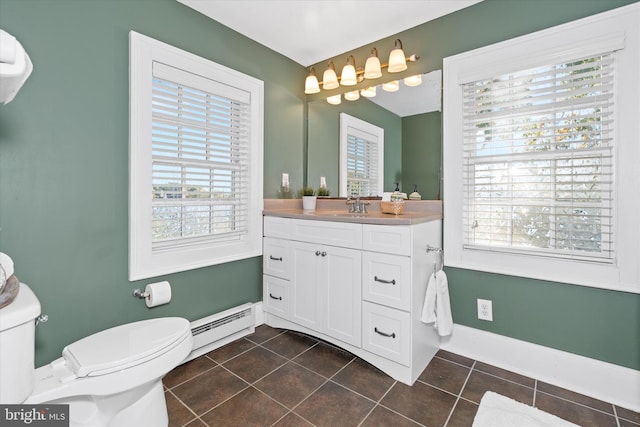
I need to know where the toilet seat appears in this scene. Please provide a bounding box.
[62,317,190,379]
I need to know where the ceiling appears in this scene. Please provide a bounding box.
[177,0,483,66]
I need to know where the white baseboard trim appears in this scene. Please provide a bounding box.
[440,324,640,412]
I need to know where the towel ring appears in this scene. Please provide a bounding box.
[426,245,443,274]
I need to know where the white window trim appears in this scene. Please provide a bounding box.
[443,4,640,293]
[129,31,263,281]
[339,113,384,197]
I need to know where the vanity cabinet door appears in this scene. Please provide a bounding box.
[324,245,362,347]
[291,241,322,331]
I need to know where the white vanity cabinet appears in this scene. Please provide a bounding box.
[263,215,442,386]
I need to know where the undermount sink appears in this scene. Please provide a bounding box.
[304,210,367,217]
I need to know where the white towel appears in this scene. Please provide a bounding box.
[420,270,453,336]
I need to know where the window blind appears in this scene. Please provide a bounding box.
[462,52,615,262]
[346,132,379,197]
[151,63,250,249]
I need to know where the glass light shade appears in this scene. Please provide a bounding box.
[323,64,339,90]
[327,94,341,105]
[344,90,360,101]
[364,56,382,79]
[341,64,357,86]
[382,80,400,92]
[403,74,422,87]
[388,48,407,73]
[360,86,377,98]
[305,74,320,94]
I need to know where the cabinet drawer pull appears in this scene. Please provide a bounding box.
[374,276,396,285]
[269,293,282,301]
[374,327,396,339]
[269,255,283,261]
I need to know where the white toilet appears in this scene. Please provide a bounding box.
[0,282,193,427]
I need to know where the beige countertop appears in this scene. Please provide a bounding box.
[263,198,442,225]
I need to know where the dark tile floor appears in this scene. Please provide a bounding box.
[164,325,640,427]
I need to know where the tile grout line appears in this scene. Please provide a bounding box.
[443,360,477,427]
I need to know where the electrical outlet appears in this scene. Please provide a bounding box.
[477,299,493,321]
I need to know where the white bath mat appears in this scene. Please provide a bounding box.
[472,391,581,427]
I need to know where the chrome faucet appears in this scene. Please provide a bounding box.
[346,196,369,214]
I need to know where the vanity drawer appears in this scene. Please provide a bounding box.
[263,237,291,279]
[263,275,289,319]
[362,252,411,311]
[264,216,291,239]
[292,219,362,249]
[363,225,411,256]
[362,302,410,366]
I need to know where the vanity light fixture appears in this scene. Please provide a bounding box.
[327,94,341,105]
[360,86,376,98]
[364,47,382,79]
[382,80,400,92]
[322,61,339,90]
[304,39,419,94]
[403,74,422,87]
[304,67,320,94]
[340,55,358,86]
[388,39,408,73]
[344,90,360,101]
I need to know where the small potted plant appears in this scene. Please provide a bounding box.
[300,186,317,210]
[317,187,331,197]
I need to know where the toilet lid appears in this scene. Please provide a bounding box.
[62,317,190,378]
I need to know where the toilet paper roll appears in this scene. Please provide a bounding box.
[145,281,171,308]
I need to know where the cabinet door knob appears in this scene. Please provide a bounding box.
[269,255,283,261]
[374,327,396,339]
[374,276,396,285]
[315,250,322,256]
[321,251,327,257]
[269,293,282,301]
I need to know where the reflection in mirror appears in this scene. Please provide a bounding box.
[307,70,442,198]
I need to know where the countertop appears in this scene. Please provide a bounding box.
[263,198,442,225]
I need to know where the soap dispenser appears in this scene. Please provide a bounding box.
[409,184,422,200]
[391,182,403,201]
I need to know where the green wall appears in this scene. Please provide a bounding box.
[0,0,305,367]
[402,112,442,200]
[307,0,639,370]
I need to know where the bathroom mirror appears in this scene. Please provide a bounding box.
[306,70,442,199]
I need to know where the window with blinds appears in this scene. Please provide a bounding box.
[346,133,379,197]
[339,113,384,197]
[151,64,250,249]
[129,32,263,280]
[462,53,615,262]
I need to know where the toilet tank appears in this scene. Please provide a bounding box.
[0,282,41,403]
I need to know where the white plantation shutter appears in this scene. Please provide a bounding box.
[151,63,250,249]
[339,113,384,197]
[129,32,263,280]
[346,132,379,197]
[462,53,615,262]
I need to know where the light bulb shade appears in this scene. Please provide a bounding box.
[364,48,382,79]
[344,90,360,101]
[403,74,422,87]
[388,39,407,73]
[382,80,399,92]
[360,86,376,98]
[341,64,357,86]
[327,94,341,105]
[305,70,320,94]
[322,62,339,90]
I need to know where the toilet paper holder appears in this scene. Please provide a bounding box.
[132,288,150,299]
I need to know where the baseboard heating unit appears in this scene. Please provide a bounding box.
[183,303,255,363]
